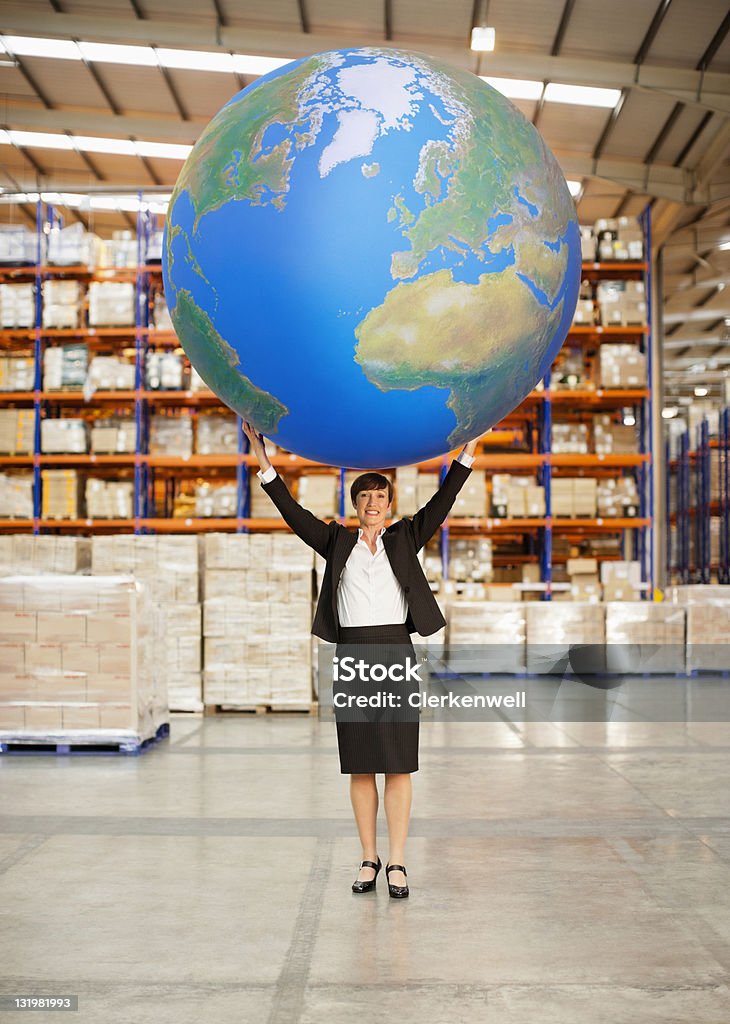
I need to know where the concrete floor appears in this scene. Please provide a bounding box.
[1,714,730,1023]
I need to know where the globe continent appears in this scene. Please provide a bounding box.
[162,47,581,469]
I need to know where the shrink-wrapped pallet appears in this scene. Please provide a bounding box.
[0,574,167,744]
[91,535,201,711]
[526,601,605,674]
[447,600,527,673]
[201,534,314,708]
[671,586,730,672]
[605,602,685,674]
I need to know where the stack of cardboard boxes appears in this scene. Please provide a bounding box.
[597,280,647,326]
[40,418,87,454]
[447,538,493,582]
[47,224,104,267]
[0,409,34,454]
[447,600,527,673]
[90,418,136,454]
[0,474,33,518]
[194,482,237,517]
[672,585,730,672]
[551,477,597,517]
[195,415,239,454]
[85,479,134,519]
[601,561,642,600]
[0,535,90,575]
[566,557,601,602]
[299,474,338,517]
[0,283,35,328]
[599,344,647,388]
[0,356,34,391]
[149,415,193,459]
[552,423,589,454]
[41,281,81,329]
[88,281,135,327]
[0,573,167,739]
[605,602,685,672]
[593,217,644,262]
[202,533,313,708]
[526,601,606,672]
[451,469,487,517]
[491,475,545,517]
[146,352,184,390]
[0,225,38,265]
[597,477,640,517]
[593,415,637,454]
[84,355,136,393]
[43,344,88,391]
[41,469,80,519]
[91,534,200,711]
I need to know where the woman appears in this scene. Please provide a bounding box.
[243,420,477,898]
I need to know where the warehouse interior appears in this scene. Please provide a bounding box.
[1,2,730,1023]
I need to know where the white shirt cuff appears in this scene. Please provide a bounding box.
[456,450,474,468]
[257,464,277,484]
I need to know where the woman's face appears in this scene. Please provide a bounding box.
[354,487,392,531]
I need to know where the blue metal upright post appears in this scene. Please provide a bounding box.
[698,418,711,583]
[665,438,672,582]
[32,199,43,531]
[678,430,690,583]
[539,372,552,599]
[134,194,146,531]
[720,405,724,585]
[236,417,249,532]
[639,205,654,596]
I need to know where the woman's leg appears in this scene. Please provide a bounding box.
[384,772,412,886]
[350,772,380,881]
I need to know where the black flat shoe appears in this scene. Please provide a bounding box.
[385,862,409,898]
[352,856,381,893]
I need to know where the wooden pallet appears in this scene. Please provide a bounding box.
[203,702,316,716]
[0,721,170,756]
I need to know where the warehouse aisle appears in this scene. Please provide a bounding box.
[2,714,730,1023]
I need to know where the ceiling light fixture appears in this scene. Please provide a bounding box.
[471,2,496,52]
[0,129,192,160]
[1,33,291,77]
[471,27,496,52]
[543,83,621,108]
[479,76,543,100]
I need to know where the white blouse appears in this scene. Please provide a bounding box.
[257,451,475,627]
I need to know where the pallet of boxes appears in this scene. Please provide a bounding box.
[91,534,201,712]
[671,585,730,673]
[202,532,315,712]
[0,535,168,750]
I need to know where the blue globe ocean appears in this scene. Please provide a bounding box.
[162,47,581,468]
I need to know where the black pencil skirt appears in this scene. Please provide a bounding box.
[333,622,421,774]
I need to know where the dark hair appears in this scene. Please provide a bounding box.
[350,472,394,506]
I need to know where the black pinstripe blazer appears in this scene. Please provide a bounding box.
[260,459,472,642]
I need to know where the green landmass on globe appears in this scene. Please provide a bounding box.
[162,46,580,468]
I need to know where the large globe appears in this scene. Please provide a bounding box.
[162,47,580,469]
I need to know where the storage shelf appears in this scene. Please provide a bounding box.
[0,263,162,280]
[0,209,654,593]
[0,450,651,470]
[580,261,649,274]
[0,387,650,415]
[566,325,649,340]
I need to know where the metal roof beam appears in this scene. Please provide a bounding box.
[0,103,202,142]
[1,8,729,112]
[665,307,730,324]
